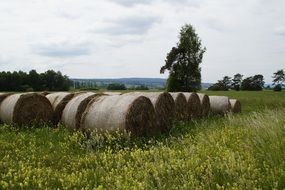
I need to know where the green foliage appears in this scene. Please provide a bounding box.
[241,74,264,91]
[273,84,282,92]
[0,70,71,92]
[208,76,232,91]
[272,69,285,86]
[73,80,98,90]
[209,74,264,91]
[208,84,224,91]
[128,85,149,90]
[1,91,285,189]
[232,73,243,91]
[43,70,71,91]
[107,83,127,90]
[166,73,181,92]
[161,24,206,92]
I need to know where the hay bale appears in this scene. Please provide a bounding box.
[46,92,74,124]
[62,92,98,130]
[0,93,13,103]
[183,92,202,120]
[39,91,50,96]
[209,96,231,115]
[0,93,13,124]
[230,99,241,113]
[170,93,188,121]
[197,93,210,117]
[103,92,123,95]
[0,93,53,125]
[81,94,157,136]
[129,92,175,132]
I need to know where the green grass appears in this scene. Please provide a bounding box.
[1,91,285,189]
[201,90,285,113]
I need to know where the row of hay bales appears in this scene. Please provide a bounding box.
[0,92,241,136]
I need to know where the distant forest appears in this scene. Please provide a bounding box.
[72,78,167,89]
[0,70,71,92]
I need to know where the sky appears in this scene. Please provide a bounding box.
[0,0,284,83]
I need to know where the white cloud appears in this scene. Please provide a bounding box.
[108,0,152,7]
[95,15,161,36]
[274,26,285,36]
[0,0,284,82]
[32,41,91,58]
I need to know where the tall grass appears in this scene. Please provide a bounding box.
[0,91,285,189]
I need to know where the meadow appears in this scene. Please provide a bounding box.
[1,91,285,189]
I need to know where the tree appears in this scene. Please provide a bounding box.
[166,73,182,92]
[28,70,44,91]
[0,70,71,92]
[232,73,243,91]
[160,24,206,92]
[241,74,264,91]
[219,76,232,90]
[208,76,231,91]
[134,85,149,90]
[43,70,57,91]
[107,83,126,90]
[208,83,223,91]
[252,74,265,90]
[273,84,282,92]
[272,69,285,91]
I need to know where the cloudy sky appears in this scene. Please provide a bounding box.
[0,0,284,83]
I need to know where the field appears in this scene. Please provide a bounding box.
[1,91,285,189]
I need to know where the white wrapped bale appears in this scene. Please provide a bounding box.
[0,93,53,125]
[81,94,158,136]
[209,96,231,115]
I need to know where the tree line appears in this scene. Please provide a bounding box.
[0,70,71,92]
[72,81,149,91]
[208,69,285,91]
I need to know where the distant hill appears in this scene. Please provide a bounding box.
[71,78,212,89]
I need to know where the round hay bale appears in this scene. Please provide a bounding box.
[197,93,210,117]
[170,93,188,121]
[62,92,98,130]
[81,94,157,136]
[0,93,13,124]
[0,93,53,125]
[129,92,175,132]
[230,99,241,113]
[39,91,50,96]
[183,92,202,120]
[46,92,74,124]
[209,96,231,115]
[103,92,123,95]
[0,93,13,103]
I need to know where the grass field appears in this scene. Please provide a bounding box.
[1,91,285,189]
